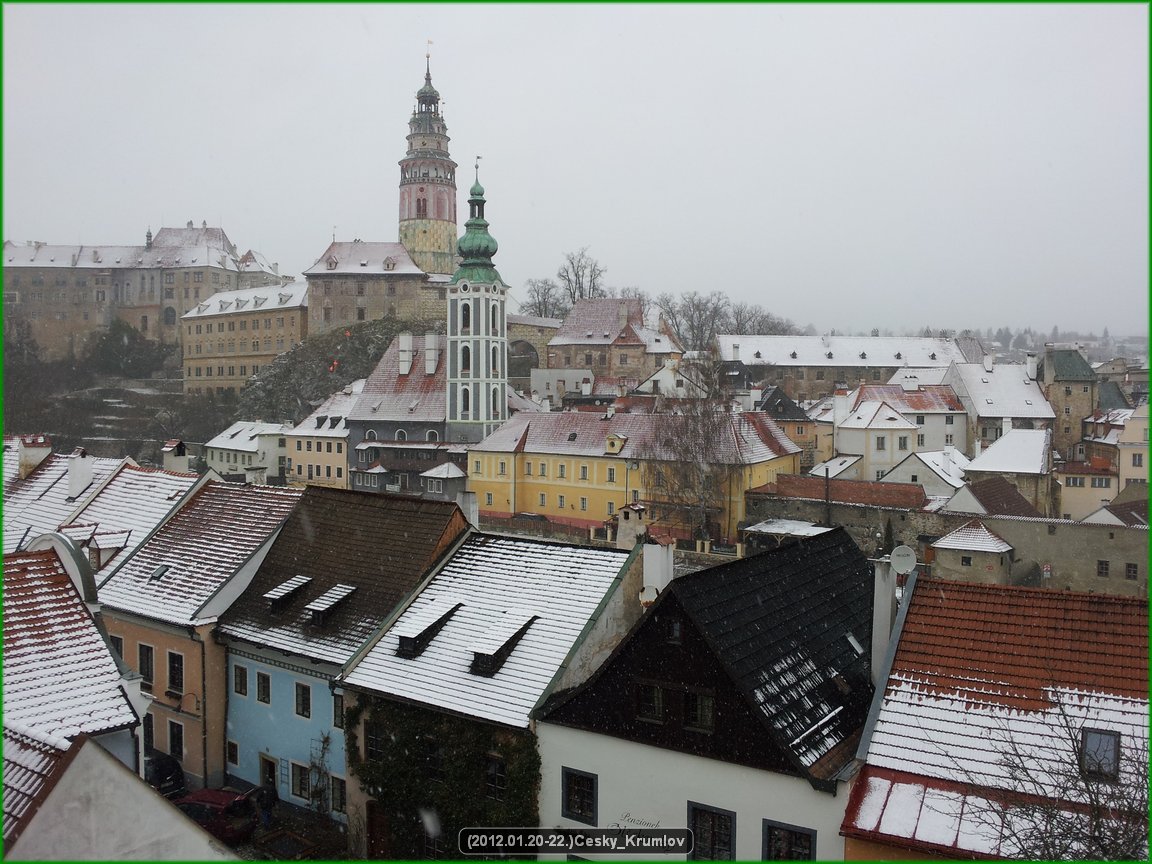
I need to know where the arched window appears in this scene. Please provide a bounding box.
[461,345,471,373]
[492,387,500,415]
[461,387,471,414]
[365,429,377,441]
[491,305,499,335]
[396,429,407,441]
[426,430,439,442]
[461,302,471,333]
[492,346,499,375]
[163,307,177,326]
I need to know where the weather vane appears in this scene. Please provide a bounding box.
[426,38,433,60]
[475,155,482,181]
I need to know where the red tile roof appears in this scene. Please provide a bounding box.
[852,384,965,413]
[549,298,643,346]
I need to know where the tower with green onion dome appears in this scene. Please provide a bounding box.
[446,163,508,443]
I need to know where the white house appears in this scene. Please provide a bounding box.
[204,420,292,484]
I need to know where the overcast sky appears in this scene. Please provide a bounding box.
[4,4,1147,337]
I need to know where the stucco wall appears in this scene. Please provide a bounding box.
[537,722,848,860]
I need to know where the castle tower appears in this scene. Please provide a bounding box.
[445,168,508,443]
[398,57,459,275]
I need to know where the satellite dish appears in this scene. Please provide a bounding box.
[890,545,917,575]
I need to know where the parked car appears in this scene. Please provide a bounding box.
[143,747,187,799]
[174,788,259,845]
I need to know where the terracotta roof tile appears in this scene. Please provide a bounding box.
[767,474,928,508]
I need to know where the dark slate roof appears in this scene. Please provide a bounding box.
[966,475,1043,518]
[1099,498,1149,527]
[1041,348,1096,381]
[755,386,810,422]
[216,486,470,664]
[669,527,874,782]
[1098,380,1132,411]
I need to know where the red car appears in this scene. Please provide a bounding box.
[174,788,259,845]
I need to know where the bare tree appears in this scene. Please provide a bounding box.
[637,397,736,541]
[556,247,607,306]
[519,277,569,319]
[926,690,1148,861]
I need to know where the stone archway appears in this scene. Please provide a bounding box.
[508,339,539,393]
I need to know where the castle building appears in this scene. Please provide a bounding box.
[304,60,458,337]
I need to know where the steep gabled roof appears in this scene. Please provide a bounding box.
[218,487,469,665]
[1082,498,1149,527]
[339,534,632,728]
[205,421,291,453]
[839,400,919,431]
[1041,348,1096,381]
[850,384,965,413]
[755,385,810,422]
[2,723,77,847]
[347,336,446,423]
[3,550,138,740]
[949,475,1043,518]
[945,362,1055,420]
[844,578,1147,857]
[667,529,873,781]
[97,482,302,626]
[548,298,644,347]
[302,240,423,276]
[931,519,1013,553]
[965,428,1051,475]
[3,454,125,554]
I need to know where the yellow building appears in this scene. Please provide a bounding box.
[181,280,308,395]
[468,410,800,544]
[1116,402,1148,491]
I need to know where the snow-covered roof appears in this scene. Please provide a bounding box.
[931,519,1013,553]
[56,465,199,576]
[850,384,965,414]
[97,482,301,626]
[507,313,562,329]
[421,462,466,479]
[548,298,645,348]
[2,722,74,846]
[340,534,630,728]
[809,455,862,478]
[717,335,965,368]
[743,519,833,538]
[839,400,919,431]
[965,428,1051,476]
[945,362,1055,419]
[3,453,126,554]
[303,241,424,276]
[3,549,138,741]
[2,239,243,272]
[846,578,1147,858]
[470,410,800,464]
[887,367,950,387]
[3,436,22,490]
[181,280,307,319]
[888,449,970,488]
[205,421,291,453]
[288,380,366,438]
[348,336,446,424]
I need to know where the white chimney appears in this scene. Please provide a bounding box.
[871,558,897,687]
[18,435,52,479]
[607,404,616,418]
[67,447,94,500]
[1003,417,1012,433]
[425,332,438,374]
[982,355,994,373]
[582,378,592,396]
[749,388,763,409]
[1026,352,1037,381]
[832,389,849,428]
[398,331,413,375]
[941,444,954,475]
[732,343,740,362]
[642,542,674,601]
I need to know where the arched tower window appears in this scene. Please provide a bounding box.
[365,429,377,441]
[492,387,500,415]
[461,345,471,373]
[492,346,499,375]
[461,301,471,333]
[491,305,499,335]
[461,387,471,414]
[416,198,428,218]
[426,430,439,442]
[396,429,407,441]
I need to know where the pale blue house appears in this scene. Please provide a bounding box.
[216,486,470,822]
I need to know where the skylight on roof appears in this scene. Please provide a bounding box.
[845,632,864,656]
[149,564,169,582]
[469,608,539,677]
[395,598,464,659]
[263,574,312,603]
[305,583,357,614]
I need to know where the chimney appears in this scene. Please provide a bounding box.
[832,387,849,428]
[982,355,994,373]
[1026,352,1037,381]
[641,542,674,606]
[607,404,616,418]
[1003,417,1012,433]
[617,302,629,329]
[749,387,762,410]
[425,332,438,374]
[732,343,740,363]
[397,331,413,375]
[582,378,592,396]
[17,435,52,479]
[67,447,94,500]
[871,558,897,687]
[941,444,954,475]
[187,220,194,229]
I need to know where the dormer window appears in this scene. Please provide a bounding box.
[469,609,538,677]
[790,351,797,359]
[263,574,312,612]
[304,583,357,626]
[383,257,396,271]
[395,599,464,659]
[326,256,338,270]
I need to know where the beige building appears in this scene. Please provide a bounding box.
[285,379,365,489]
[180,280,308,395]
[1118,403,1149,490]
[2,224,282,362]
[1054,462,1117,521]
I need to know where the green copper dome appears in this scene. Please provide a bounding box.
[452,177,503,284]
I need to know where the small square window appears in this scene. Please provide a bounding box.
[1125,563,1139,581]
[961,555,973,567]
[561,767,597,825]
[1081,728,1120,779]
[1097,560,1110,578]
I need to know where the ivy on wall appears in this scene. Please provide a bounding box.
[346,697,540,859]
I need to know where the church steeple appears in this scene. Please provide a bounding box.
[445,164,508,444]
[398,55,458,275]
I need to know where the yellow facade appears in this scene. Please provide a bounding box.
[285,433,350,489]
[182,303,306,396]
[468,447,799,544]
